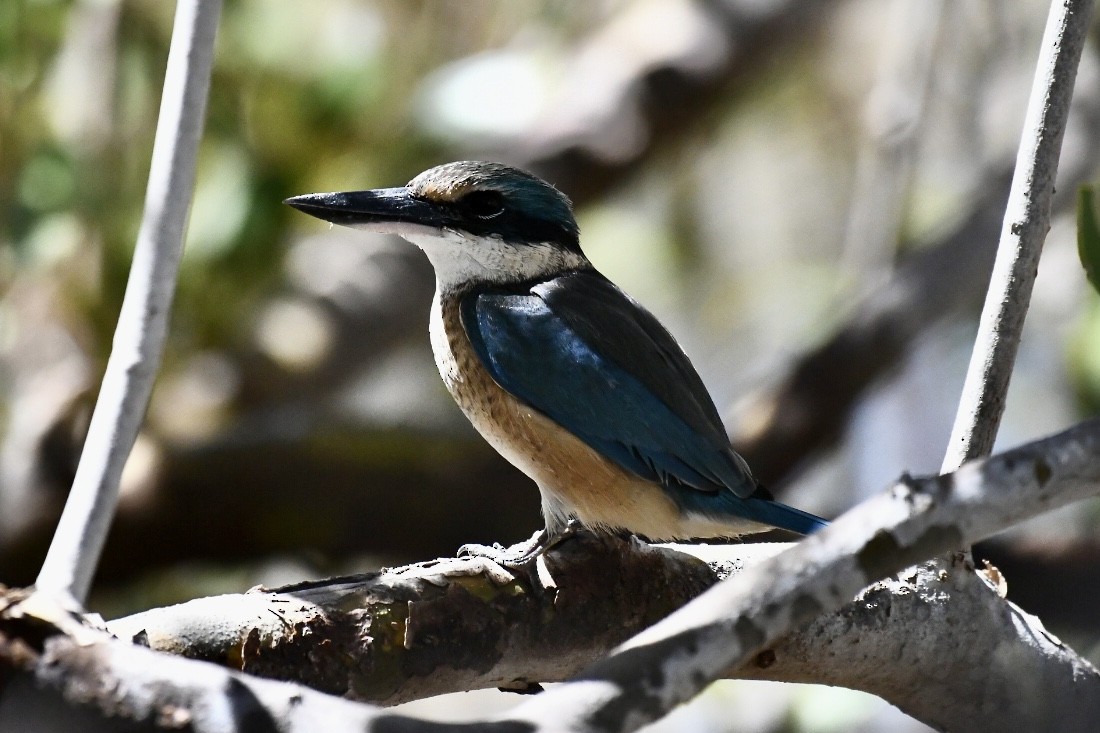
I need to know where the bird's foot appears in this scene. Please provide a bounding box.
[459,520,582,568]
[458,532,548,568]
[457,541,513,564]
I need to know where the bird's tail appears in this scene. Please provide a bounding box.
[741,498,829,536]
[669,479,829,536]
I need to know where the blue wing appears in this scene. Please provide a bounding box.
[460,270,827,535]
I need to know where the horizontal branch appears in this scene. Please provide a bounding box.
[7,420,1100,732]
[506,418,1100,733]
[105,421,1100,731]
[0,613,411,733]
[108,535,727,704]
[108,537,1089,726]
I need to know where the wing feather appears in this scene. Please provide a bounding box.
[460,271,757,499]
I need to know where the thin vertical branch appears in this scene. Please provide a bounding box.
[34,0,222,606]
[942,0,1095,473]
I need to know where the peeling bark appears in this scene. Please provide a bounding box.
[110,536,722,706]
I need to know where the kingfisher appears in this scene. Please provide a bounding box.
[286,161,827,562]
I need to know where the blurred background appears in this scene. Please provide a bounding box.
[2,0,1099,730]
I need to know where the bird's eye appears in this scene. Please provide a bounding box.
[462,190,505,220]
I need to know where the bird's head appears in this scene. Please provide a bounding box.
[285,161,588,288]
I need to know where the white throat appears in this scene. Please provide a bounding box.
[403,229,590,290]
[344,219,589,289]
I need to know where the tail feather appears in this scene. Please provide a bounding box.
[677,486,830,536]
[741,498,829,536]
[665,477,829,536]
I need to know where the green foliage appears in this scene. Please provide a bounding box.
[0,0,467,361]
[1070,185,1100,412]
[1077,184,1100,295]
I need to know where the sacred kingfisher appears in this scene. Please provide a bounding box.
[286,161,827,561]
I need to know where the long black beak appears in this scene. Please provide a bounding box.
[284,187,449,230]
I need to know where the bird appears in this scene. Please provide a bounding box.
[285,161,827,563]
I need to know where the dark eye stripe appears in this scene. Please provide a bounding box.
[461,190,506,219]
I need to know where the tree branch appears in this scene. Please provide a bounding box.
[942,0,1095,471]
[107,538,762,705]
[104,538,1088,725]
[100,420,1100,730]
[0,609,448,733]
[33,0,222,606]
[6,420,1100,730]
[505,418,1100,733]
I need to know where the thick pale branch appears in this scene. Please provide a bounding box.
[5,421,1100,731]
[103,421,1100,731]
[0,620,473,733]
[107,539,1081,727]
[504,419,1100,733]
[107,540,767,704]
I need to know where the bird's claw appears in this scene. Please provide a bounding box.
[458,521,584,568]
[459,535,544,568]
[458,541,510,561]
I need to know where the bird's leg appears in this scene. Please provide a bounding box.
[507,518,582,564]
[459,518,583,568]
